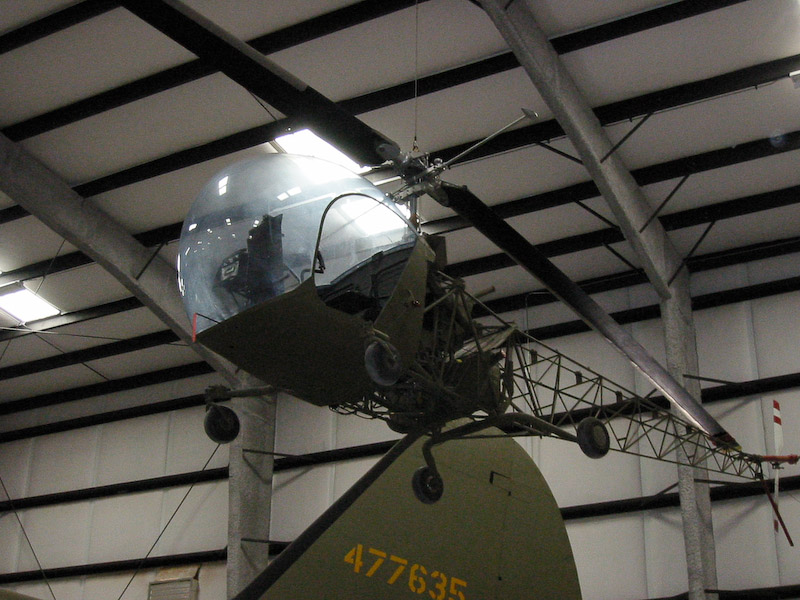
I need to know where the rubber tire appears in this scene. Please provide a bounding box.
[204,404,240,444]
[364,339,403,386]
[411,466,444,504]
[576,417,610,459]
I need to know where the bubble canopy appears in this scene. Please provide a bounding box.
[178,154,416,333]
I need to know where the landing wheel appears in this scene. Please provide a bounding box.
[411,466,444,504]
[364,339,403,386]
[577,417,610,459]
[204,404,240,444]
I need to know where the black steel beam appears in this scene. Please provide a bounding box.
[0,549,227,584]
[0,361,214,416]
[0,297,143,343]
[0,0,742,142]
[445,183,800,279]
[4,131,800,294]
[481,235,800,316]
[1,0,428,141]
[0,329,178,381]
[425,129,800,235]
[529,274,800,340]
[0,0,119,55]
[0,393,206,443]
[0,467,228,512]
[0,205,29,226]
[121,0,397,167]
[562,474,800,520]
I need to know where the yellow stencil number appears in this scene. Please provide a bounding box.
[345,543,467,600]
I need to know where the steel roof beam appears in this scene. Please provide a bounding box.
[0,132,238,383]
[480,2,722,595]
[121,0,397,167]
[0,0,742,142]
[481,0,685,298]
[0,0,118,55]
[0,49,795,221]
[3,173,800,314]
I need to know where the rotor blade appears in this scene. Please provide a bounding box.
[121,0,398,167]
[434,182,736,447]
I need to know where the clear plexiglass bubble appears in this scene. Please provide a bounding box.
[177,153,415,333]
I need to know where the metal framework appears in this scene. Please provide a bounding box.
[332,274,765,481]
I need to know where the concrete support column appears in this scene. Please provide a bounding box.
[662,270,718,600]
[227,375,277,599]
[477,1,720,597]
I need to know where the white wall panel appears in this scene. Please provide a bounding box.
[0,514,22,573]
[714,498,780,590]
[712,397,770,472]
[27,427,98,496]
[274,395,334,456]
[0,438,32,498]
[16,503,91,570]
[332,411,400,449]
[750,292,800,377]
[643,508,688,598]
[540,329,638,392]
[566,514,648,600]
[165,406,229,475]
[95,415,169,486]
[746,251,800,285]
[638,453,681,497]
[776,490,800,586]
[87,491,164,563]
[154,481,228,556]
[690,263,747,298]
[7,577,83,600]
[331,456,381,502]
[81,569,156,600]
[270,466,333,542]
[540,437,643,507]
[695,303,759,385]
[198,562,228,600]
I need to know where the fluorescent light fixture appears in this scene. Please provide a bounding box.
[790,70,800,88]
[340,197,408,235]
[275,129,369,174]
[0,285,60,323]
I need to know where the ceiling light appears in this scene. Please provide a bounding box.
[0,285,60,323]
[274,129,369,174]
[790,70,800,88]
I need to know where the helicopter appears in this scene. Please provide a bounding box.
[176,149,785,600]
[129,0,796,597]
[177,149,774,491]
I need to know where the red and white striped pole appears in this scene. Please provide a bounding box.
[774,399,784,533]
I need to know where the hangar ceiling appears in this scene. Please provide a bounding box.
[2,0,800,431]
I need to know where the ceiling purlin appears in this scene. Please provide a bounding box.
[1,0,742,142]
[0,132,239,383]
[0,45,788,232]
[1,0,426,141]
[0,0,118,55]
[5,240,800,404]
[2,129,800,293]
